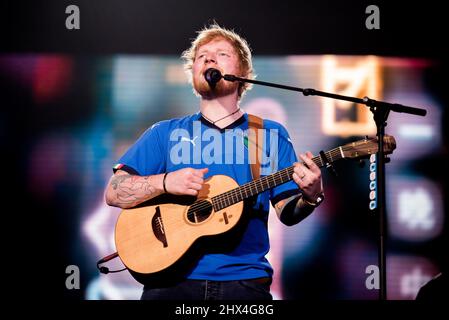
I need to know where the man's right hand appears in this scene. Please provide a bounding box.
[164,167,209,196]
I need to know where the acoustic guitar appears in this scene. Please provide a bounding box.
[115,135,396,278]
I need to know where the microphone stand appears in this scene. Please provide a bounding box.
[223,73,427,300]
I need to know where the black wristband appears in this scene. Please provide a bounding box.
[163,172,169,193]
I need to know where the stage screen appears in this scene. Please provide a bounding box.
[2,54,445,300]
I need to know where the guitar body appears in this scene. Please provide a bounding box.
[115,174,244,276]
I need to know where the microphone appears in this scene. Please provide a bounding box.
[204,68,222,87]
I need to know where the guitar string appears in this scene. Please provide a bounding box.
[183,142,378,219]
[186,148,346,217]
[200,148,343,206]
[214,142,378,206]
[171,143,378,227]
[186,148,348,216]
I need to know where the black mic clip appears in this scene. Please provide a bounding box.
[223,74,237,82]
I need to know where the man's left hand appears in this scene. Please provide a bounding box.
[292,152,323,202]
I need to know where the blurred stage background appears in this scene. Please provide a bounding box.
[1,0,447,300]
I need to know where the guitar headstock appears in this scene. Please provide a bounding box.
[341,135,396,159]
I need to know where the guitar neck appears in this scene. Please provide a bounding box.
[211,146,344,211]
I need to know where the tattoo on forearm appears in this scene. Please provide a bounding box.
[111,173,157,206]
[111,174,131,190]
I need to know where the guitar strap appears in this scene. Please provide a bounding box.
[247,114,264,180]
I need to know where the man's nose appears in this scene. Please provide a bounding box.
[205,55,216,64]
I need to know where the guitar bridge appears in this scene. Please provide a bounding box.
[151,206,168,247]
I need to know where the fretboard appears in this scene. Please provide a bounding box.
[211,146,343,211]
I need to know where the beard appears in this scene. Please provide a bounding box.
[193,74,239,99]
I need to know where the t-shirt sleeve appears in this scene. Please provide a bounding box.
[269,123,301,206]
[112,122,167,176]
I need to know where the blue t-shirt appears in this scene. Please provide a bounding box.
[114,112,300,280]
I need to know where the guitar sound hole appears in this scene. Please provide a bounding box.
[187,200,213,224]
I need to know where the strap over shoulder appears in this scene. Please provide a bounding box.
[247,114,264,180]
